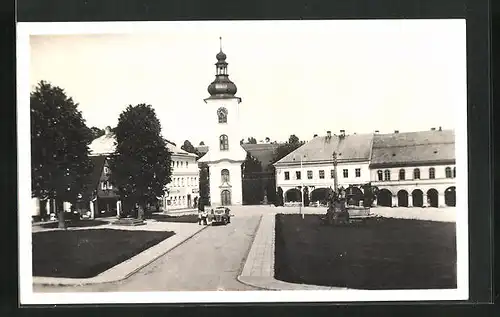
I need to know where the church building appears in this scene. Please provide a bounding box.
[198,39,247,206]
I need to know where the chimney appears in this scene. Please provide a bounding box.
[340,129,345,137]
[104,126,112,135]
[313,134,318,138]
[394,130,399,134]
[431,127,436,131]
[326,131,331,138]
[439,126,442,131]
[375,130,379,134]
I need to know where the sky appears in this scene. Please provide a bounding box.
[29,20,466,146]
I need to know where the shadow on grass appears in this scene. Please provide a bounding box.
[33,229,175,278]
[274,214,457,290]
[39,219,109,229]
[150,214,199,223]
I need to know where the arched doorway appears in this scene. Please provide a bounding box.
[397,190,409,207]
[377,189,392,207]
[445,187,456,207]
[310,188,329,204]
[285,188,301,202]
[221,190,231,206]
[427,189,438,207]
[346,186,364,206]
[412,189,424,207]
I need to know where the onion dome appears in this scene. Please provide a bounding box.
[206,37,239,100]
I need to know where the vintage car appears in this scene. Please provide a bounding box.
[208,206,231,225]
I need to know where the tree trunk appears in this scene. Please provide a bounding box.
[58,208,66,229]
[137,204,145,220]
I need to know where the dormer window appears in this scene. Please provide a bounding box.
[217,107,228,124]
[221,169,230,183]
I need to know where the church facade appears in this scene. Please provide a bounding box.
[198,40,247,206]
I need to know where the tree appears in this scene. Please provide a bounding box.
[199,162,210,207]
[362,183,379,207]
[181,139,202,157]
[199,141,205,146]
[247,137,257,144]
[303,186,310,207]
[31,81,94,228]
[276,187,284,206]
[272,134,304,164]
[108,104,172,219]
[242,152,263,204]
[90,127,105,140]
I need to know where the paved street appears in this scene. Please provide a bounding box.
[34,210,263,292]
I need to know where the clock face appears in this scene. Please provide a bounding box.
[217,107,228,116]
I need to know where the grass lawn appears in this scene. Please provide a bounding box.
[33,229,175,278]
[39,219,108,229]
[275,214,457,290]
[150,214,199,223]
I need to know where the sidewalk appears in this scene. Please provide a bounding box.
[33,220,209,286]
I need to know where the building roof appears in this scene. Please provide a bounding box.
[370,129,455,167]
[274,133,375,165]
[81,155,106,199]
[89,132,197,157]
[195,143,281,167]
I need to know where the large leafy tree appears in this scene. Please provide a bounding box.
[272,134,304,163]
[31,81,94,228]
[108,104,172,219]
[242,152,264,204]
[198,162,210,208]
[90,126,105,140]
[181,139,202,157]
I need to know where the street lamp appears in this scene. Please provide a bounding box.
[332,151,338,192]
[293,154,306,219]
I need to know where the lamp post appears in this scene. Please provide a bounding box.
[332,151,338,192]
[294,154,306,219]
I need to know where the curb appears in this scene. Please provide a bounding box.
[33,225,209,286]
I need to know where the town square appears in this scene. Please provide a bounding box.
[19,20,467,303]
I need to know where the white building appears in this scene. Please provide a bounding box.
[370,129,456,208]
[274,128,456,208]
[274,131,374,204]
[197,41,247,206]
[89,127,199,211]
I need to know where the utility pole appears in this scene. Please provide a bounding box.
[332,151,338,192]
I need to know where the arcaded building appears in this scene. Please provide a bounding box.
[274,128,456,208]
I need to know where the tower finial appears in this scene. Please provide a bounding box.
[219,36,222,51]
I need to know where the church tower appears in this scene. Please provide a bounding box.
[198,38,247,206]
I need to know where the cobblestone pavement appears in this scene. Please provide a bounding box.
[34,210,263,292]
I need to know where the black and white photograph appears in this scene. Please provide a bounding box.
[17,19,468,304]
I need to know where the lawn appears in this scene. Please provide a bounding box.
[274,214,457,290]
[150,214,199,223]
[39,219,108,229]
[32,229,175,278]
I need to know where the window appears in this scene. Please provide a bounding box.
[186,161,189,168]
[296,171,301,180]
[453,167,456,178]
[384,170,391,181]
[101,181,112,190]
[104,166,110,174]
[330,169,335,179]
[176,161,179,168]
[355,168,361,177]
[221,169,230,183]
[217,107,228,123]
[181,178,185,186]
[377,170,383,181]
[284,171,290,180]
[181,161,183,167]
[319,170,325,179]
[399,169,405,180]
[445,167,452,178]
[171,161,175,167]
[308,170,313,179]
[429,167,435,179]
[220,135,229,151]
[343,169,348,178]
[413,168,420,179]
